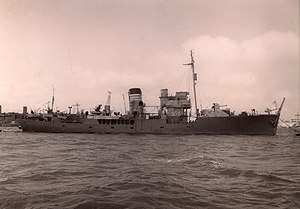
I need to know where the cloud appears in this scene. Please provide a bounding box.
[1,29,298,120]
[181,31,299,118]
[0,0,298,121]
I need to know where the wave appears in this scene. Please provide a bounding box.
[155,155,227,171]
[0,132,299,209]
[218,168,298,185]
[73,200,128,209]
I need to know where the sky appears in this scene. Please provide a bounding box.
[0,0,299,120]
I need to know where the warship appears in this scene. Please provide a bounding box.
[17,51,285,135]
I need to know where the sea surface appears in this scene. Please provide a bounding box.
[0,128,299,209]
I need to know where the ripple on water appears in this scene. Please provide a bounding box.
[0,132,299,208]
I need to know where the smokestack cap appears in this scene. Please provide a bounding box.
[129,88,142,94]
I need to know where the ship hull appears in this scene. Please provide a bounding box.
[17,114,278,135]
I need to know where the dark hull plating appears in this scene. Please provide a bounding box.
[17,114,278,135]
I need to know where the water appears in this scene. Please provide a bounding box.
[0,128,299,209]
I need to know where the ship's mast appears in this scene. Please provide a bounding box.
[73,103,80,114]
[51,86,55,112]
[184,50,198,116]
[106,91,112,106]
[122,94,127,113]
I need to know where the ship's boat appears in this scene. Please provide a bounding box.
[16,52,285,135]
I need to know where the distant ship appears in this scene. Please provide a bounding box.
[0,122,22,132]
[291,114,300,128]
[0,110,22,132]
[17,51,285,135]
[280,113,300,136]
